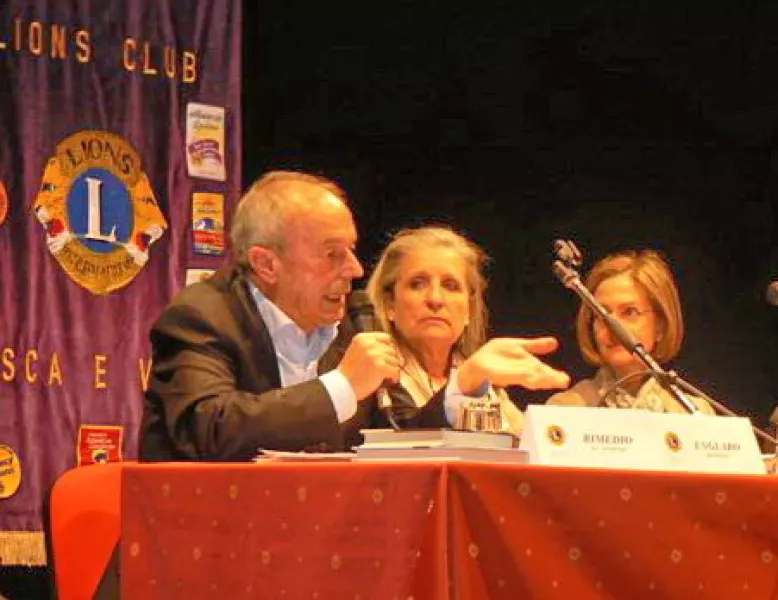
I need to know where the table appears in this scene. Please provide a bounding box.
[122,461,448,599]
[122,461,778,599]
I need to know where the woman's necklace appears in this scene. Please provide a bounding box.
[401,356,448,399]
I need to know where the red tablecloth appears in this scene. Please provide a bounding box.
[122,461,448,600]
[447,463,778,599]
[122,461,778,599]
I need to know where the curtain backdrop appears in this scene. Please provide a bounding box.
[0,0,242,564]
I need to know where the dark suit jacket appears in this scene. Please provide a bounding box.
[140,265,449,461]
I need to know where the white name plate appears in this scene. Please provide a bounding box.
[520,405,766,475]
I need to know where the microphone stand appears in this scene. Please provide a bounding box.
[551,241,778,448]
[552,254,698,414]
[673,376,778,448]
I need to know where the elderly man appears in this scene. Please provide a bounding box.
[140,171,404,460]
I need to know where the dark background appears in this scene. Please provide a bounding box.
[244,1,778,427]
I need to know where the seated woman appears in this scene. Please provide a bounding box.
[346,225,569,442]
[547,249,714,413]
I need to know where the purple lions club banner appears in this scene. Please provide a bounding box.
[0,0,242,564]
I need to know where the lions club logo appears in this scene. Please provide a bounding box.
[547,425,567,446]
[0,445,22,499]
[665,431,682,452]
[33,131,167,295]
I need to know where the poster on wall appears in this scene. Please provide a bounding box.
[0,0,242,565]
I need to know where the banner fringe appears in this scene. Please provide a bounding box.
[0,532,47,566]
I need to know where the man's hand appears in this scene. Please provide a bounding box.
[337,332,401,400]
[456,337,570,395]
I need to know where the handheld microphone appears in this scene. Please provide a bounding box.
[346,289,382,335]
[346,290,393,411]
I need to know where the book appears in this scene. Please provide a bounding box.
[354,445,529,463]
[358,428,519,450]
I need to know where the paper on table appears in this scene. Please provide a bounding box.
[254,449,355,462]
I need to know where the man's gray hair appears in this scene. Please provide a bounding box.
[230,171,348,264]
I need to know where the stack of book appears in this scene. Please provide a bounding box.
[355,428,528,463]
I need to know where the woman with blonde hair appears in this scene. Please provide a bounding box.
[547,249,714,413]
[347,225,569,437]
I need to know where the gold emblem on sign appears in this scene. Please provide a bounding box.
[33,130,167,295]
[665,431,682,452]
[0,179,9,227]
[0,445,22,499]
[547,425,567,446]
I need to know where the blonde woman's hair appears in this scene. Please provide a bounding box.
[366,225,489,357]
[576,249,684,366]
